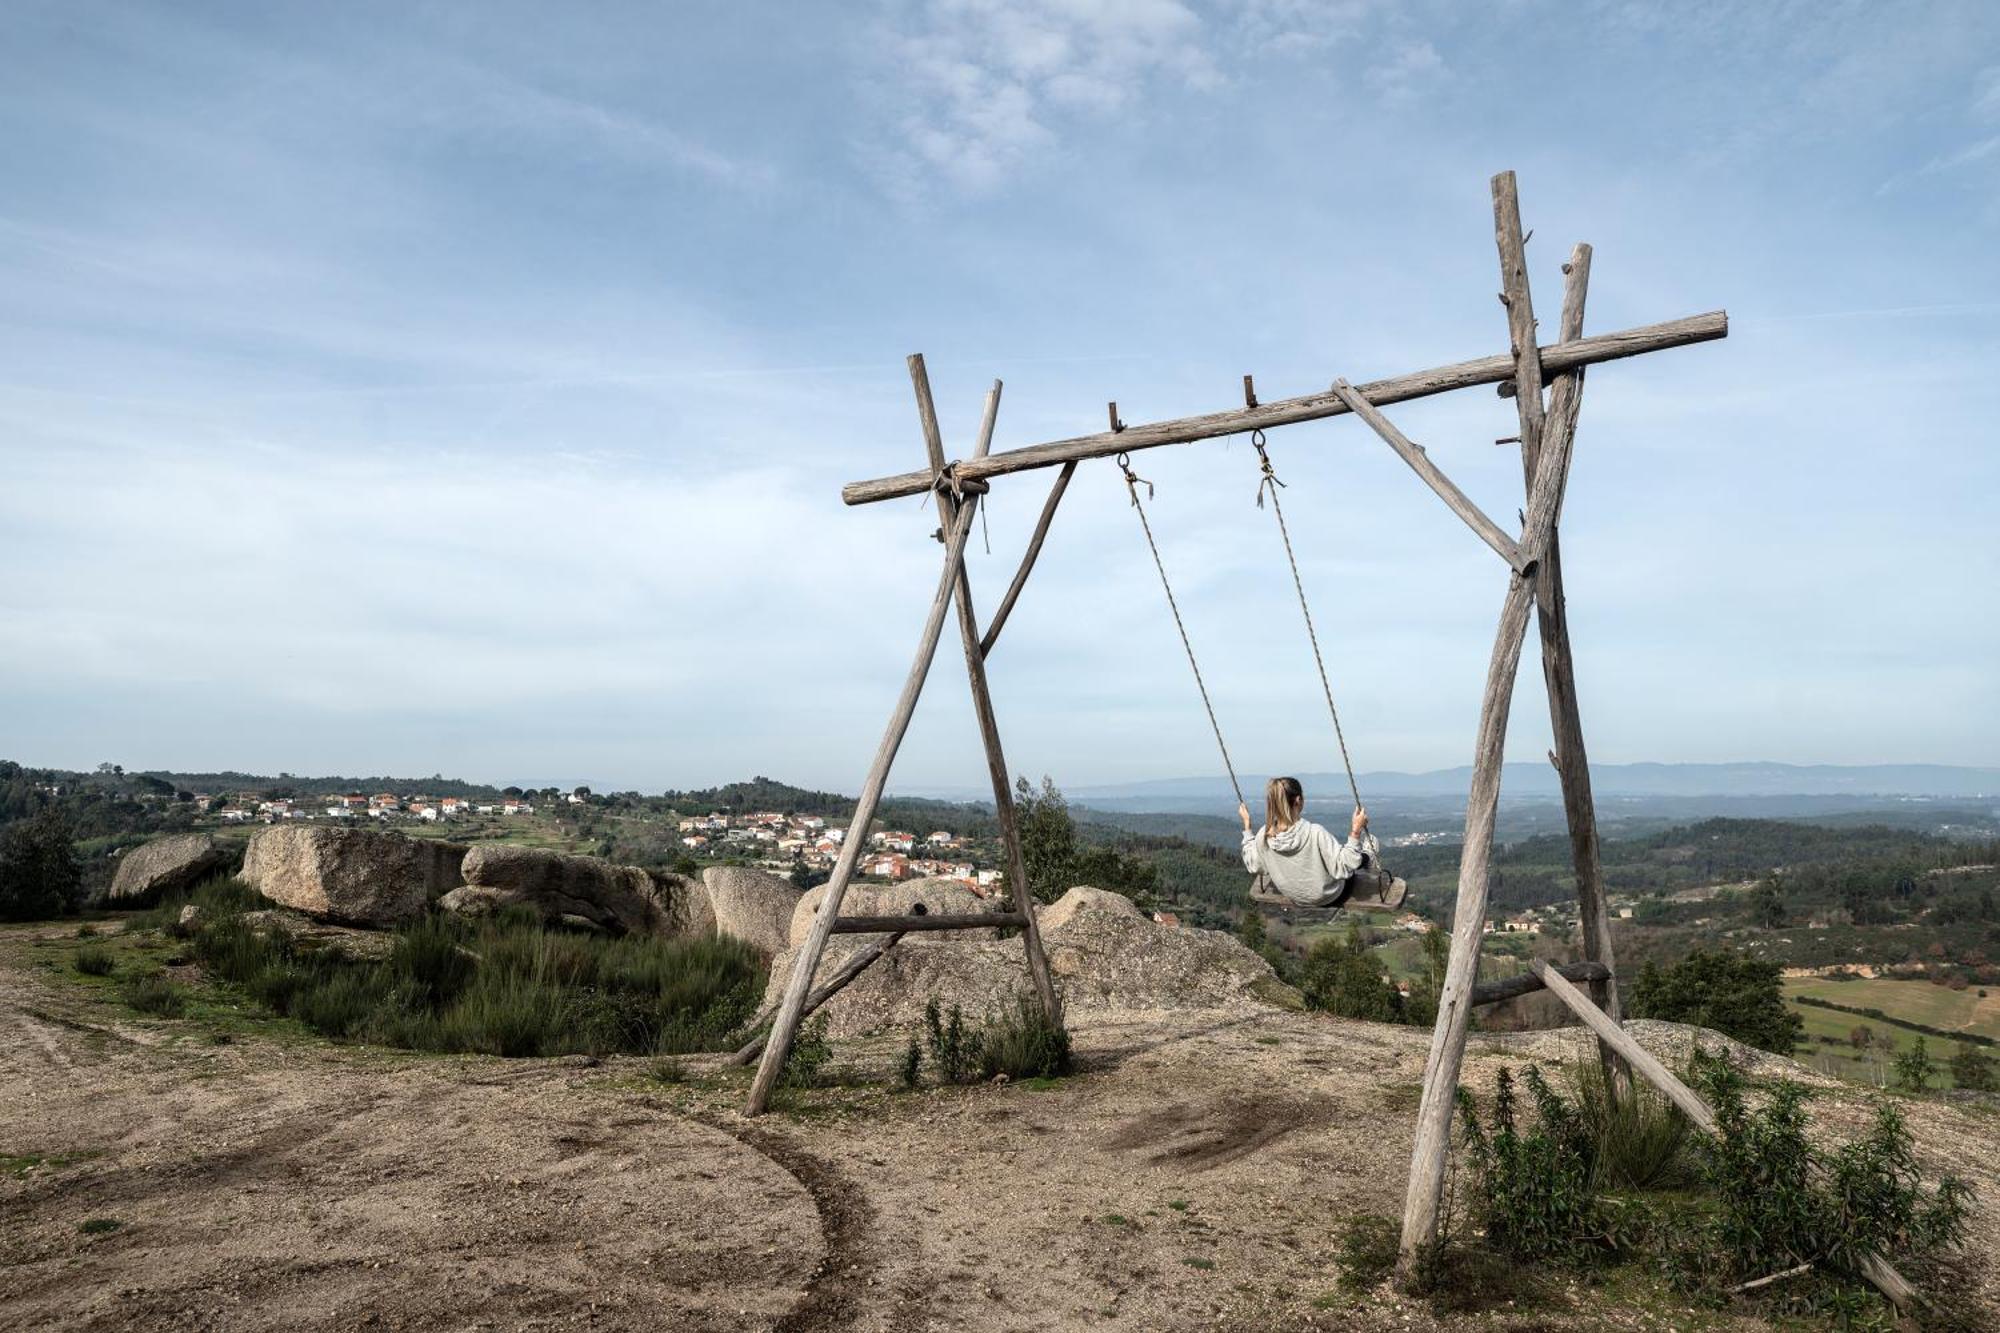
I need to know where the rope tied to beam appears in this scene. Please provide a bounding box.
[1117,451,1245,809]
[1248,430,1363,811]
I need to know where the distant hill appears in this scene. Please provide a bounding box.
[1066,762,2000,805]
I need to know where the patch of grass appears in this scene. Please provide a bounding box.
[120,972,186,1017]
[74,923,97,939]
[1102,1213,1131,1227]
[1334,1212,1400,1291]
[914,996,1074,1086]
[77,1218,123,1235]
[647,1056,688,1084]
[73,943,115,977]
[3,1149,101,1177]
[1167,1199,1189,1211]
[779,1015,833,1089]
[1183,1257,1216,1270]
[1254,1035,1283,1046]
[182,901,763,1059]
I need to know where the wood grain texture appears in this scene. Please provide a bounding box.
[1328,379,1527,570]
[1468,960,1609,1008]
[828,912,1027,934]
[1527,243,1627,1100]
[841,312,1727,505]
[724,930,906,1066]
[744,494,982,1115]
[912,358,1063,1025]
[978,460,1076,659]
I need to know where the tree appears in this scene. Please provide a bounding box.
[1297,921,1400,1022]
[1893,1037,1934,1094]
[1849,1024,1875,1051]
[1749,879,1786,928]
[790,862,831,893]
[1008,776,1157,910]
[0,807,83,921]
[1948,1045,1997,1093]
[1629,948,1804,1055]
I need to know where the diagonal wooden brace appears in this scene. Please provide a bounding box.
[1328,379,1529,572]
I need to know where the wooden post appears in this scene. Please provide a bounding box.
[1517,240,1627,1096]
[1398,170,1594,1277]
[1529,962,1919,1311]
[841,312,1726,505]
[744,494,983,1115]
[725,930,906,1066]
[910,357,1063,1024]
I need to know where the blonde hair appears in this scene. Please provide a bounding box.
[1264,776,1304,833]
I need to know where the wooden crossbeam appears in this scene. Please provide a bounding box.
[840,311,1726,505]
[1468,960,1608,1007]
[829,912,1024,933]
[1327,379,1527,570]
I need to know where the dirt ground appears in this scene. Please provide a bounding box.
[3,920,1995,1333]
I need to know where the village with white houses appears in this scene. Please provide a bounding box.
[675,811,1005,894]
[215,791,576,824]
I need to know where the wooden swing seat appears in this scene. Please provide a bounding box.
[1249,866,1408,912]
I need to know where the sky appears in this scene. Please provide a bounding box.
[1,0,1995,795]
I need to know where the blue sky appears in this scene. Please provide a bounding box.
[1,0,1995,794]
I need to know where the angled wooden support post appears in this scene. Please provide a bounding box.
[979,460,1077,659]
[725,930,907,1066]
[1398,169,1593,1277]
[910,356,1063,1025]
[744,493,982,1115]
[1530,962,1918,1311]
[1521,240,1627,1100]
[1327,379,1528,571]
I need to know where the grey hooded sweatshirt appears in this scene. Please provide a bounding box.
[1241,819,1379,907]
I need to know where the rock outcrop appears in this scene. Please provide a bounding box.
[703,866,805,957]
[241,826,466,928]
[785,876,998,949]
[438,845,710,937]
[107,834,230,906]
[759,885,1296,1038]
[238,908,397,962]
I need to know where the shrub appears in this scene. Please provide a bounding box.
[899,1038,923,1089]
[918,996,1073,1086]
[182,897,764,1060]
[924,999,977,1085]
[976,995,1072,1081]
[1630,948,1803,1055]
[1297,922,1400,1022]
[73,944,116,977]
[0,807,83,921]
[1949,1045,1997,1092]
[122,973,186,1017]
[781,1015,833,1088]
[1568,1059,1690,1191]
[1893,1037,1934,1093]
[1334,1213,1401,1290]
[1458,1067,1602,1264]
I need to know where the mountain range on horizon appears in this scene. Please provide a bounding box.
[1062,762,2000,803]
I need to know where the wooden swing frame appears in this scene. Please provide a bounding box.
[739,170,1917,1311]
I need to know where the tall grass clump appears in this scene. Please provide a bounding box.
[917,995,1073,1087]
[73,943,116,977]
[1569,1059,1691,1191]
[180,898,763,1060]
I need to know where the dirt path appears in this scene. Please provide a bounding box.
[3,926,1995,1332]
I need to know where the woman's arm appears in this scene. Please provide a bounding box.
[1238,802,1262,873]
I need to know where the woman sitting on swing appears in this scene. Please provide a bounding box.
[1237,775,1382,908]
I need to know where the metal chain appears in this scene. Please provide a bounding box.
[1117,453,1246,810]
[1250,430,1364,811]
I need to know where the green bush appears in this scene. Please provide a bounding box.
[976,995,1072,1081]
[1630,948,1803,1055]
[781,1015,833,1088]
[1458,1067,1603,1264]
[180,897,763,1059]
[73,943,116,977]
[918,996,1072,1086]
[899,1038,923,1089]
[122,973,186,1017]
[1297,922,1401,1022]
[0,807,82,921]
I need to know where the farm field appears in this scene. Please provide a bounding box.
[1784,977,1997,1090]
